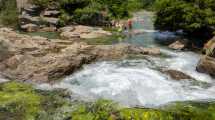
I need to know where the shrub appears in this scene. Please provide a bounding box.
[154,0,215,38]
[0,0,18,27]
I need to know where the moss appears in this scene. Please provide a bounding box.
[71,99,121,120]
[71,99,215,120]
[1,82,215,120]
[0,82,73,120]
[120,108,174,120]
[162,101,215,120]
[0,82,42,120]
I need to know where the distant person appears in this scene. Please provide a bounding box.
[128,19,133,30]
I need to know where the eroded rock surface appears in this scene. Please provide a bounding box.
[196,56,215,77]
[0,28,160,83]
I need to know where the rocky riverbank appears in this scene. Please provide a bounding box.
[0,28,160,83]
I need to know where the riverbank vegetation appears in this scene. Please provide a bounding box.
[154,0,215,39]
[1,81,215,120]
[0,0,154,27]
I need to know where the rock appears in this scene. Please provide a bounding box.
[20,24,39,32]
[58,26,75,32]
[22,5,41,16]
[60,31,80,39]
[203,36,215,57]
[169,40,187,50]
[43,10,60,17]
[39,27,57,32]
[0,28,160,83]
[19,14,40,25]
[60,25,112,39]
[162,69,193,80]
[196,56,215,77]
[42,17,59,26]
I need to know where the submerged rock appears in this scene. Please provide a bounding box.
[0,28,160,83]
[196,56,215,77]
[162,69,193,80]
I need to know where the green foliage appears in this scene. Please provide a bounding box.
[0,82,42,120]
[71,99,215,120]
[120,108,174,120]
[162,101,215,120]
[0,81,73,120]
[32,0,140,26]
[0,0,18,27]
[1,82,215,120]
[154,0,215,37]
[71,99,121,120]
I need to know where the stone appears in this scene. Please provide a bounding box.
[39,27,57,32]
[196,56,215,77]
[22,5,41,16]
[42,17,59,25]
[0,28,160,83]
[60,25,112,39]
[19,14,40,25]
[162,69,193,80]
[20,24,39,32]
[43,10,60,17]
[58,26,75,32]
[203,36,215,57]
[169,40,187,50]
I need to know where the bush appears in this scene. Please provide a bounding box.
[154,0,215,38]
[0,0,18,27]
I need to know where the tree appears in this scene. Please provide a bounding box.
[154,0,215,38]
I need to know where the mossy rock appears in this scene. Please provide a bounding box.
[0,81,73,120]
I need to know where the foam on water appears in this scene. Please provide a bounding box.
[40,49,215,107]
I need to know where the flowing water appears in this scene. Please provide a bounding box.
[38,11,215,107]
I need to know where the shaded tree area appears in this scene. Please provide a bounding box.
[154,0,215,39]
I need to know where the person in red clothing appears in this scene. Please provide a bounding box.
[128,19,133,30]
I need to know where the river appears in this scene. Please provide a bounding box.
[38,11,215,108]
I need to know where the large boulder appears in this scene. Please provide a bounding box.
[196,56,215,77]
[0,28,160,83]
